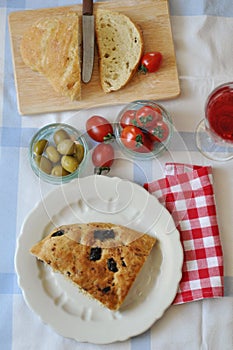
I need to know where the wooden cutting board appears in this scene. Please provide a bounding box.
[8,0,180,115]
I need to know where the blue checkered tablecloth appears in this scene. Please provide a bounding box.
[0,1,232,349]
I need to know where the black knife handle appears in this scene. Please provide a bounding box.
[83,0,93,15]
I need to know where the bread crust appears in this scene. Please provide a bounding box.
[20,12,81,100]
[30,222,156,311]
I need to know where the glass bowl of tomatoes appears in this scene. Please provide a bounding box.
[114,100,173,160]
[29,123,89,184]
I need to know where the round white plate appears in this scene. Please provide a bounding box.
[15,175,183,344]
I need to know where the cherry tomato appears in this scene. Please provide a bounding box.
[86,116,114,142]
[148,120,170,143]
[135,105,162,129]
[139,52,163,74]
[119,109,137,128]
[120,125,145,151]
[92,143,115,174]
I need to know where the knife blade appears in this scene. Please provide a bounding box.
[82,0,95,83]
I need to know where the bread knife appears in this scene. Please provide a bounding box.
[82,0,95,83]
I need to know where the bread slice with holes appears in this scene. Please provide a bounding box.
[95,9,143,93]
[30,222,156,311]
[20,12,81,100]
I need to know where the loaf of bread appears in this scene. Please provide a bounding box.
[95,9,143,93]
[20,12,81,100]
[30,222,156,311]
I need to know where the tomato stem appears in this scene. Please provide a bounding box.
[139,114,153,125]
[103,133,115,143]
[135,134,143,147]
[138,65,148,74]
[152,126,165,139]
[94,166,111,175]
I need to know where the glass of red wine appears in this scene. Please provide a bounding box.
[196,82,233,161]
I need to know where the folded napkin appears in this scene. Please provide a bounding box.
[144,163,224,305]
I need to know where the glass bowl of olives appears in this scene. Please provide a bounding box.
[29,123,88,184]
[114,100,173,160]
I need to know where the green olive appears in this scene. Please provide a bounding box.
[45,145,61,163]
[57,139,75,155]
[33,139,48,156]
[74,143,85,163]
[51,165,70,177]
[35,155,52,174]
[61,155,79,173]
[53,129,70,145]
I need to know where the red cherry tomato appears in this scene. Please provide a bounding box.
[120,125,145,151]
[86,116,114,142]
[148,120,170,143]
[92,143,115,174]
[135,105,162,129]
[139,52,163,74]
[119,110,137,128]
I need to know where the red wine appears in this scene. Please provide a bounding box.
[206,85,233,142]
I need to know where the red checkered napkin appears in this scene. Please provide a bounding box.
[144,163,224,304]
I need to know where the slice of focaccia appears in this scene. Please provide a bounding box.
[20,12,81,100]
[30,222,156,311]
[95,9,143,93]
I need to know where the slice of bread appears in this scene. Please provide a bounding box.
[30,222,156,311]
[20,13,81,100]
[95,9,143,93]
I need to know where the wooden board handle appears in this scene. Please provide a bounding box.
[83,0,93,15]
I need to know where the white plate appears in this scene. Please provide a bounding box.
[15,175,183,344]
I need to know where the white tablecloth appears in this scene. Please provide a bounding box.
[0,1,232,349]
